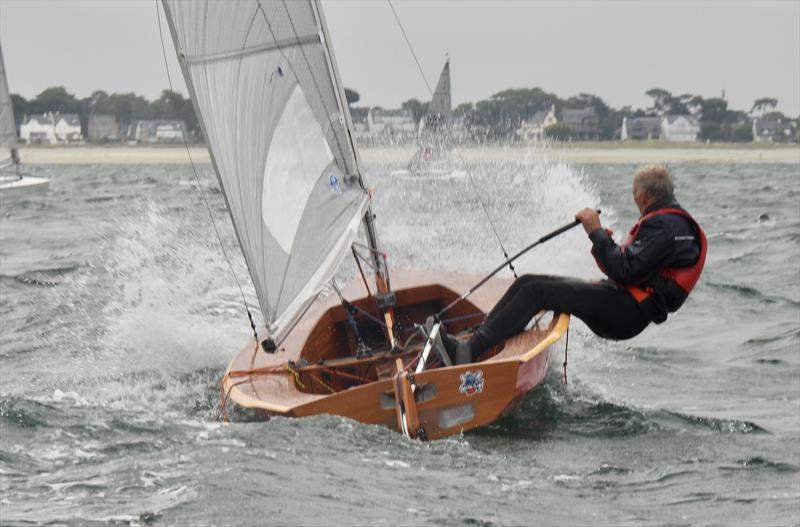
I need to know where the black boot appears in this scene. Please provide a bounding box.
[438,330,472,365]
[466,325,493,360]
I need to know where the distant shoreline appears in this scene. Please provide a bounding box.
[18,143,799,165]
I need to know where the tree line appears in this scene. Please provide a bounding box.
[12,85,797,143]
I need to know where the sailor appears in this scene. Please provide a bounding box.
[441,164,707,365]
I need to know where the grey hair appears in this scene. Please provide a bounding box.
[633,165,674,201]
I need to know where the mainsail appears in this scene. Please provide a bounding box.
[162,0,370,341]
[429,59,451,121]
[0,41,19,169]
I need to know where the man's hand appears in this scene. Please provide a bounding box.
[575,208,602,235]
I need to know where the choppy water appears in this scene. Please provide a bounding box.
[1,150,799,526]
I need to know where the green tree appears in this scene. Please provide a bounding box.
[732,124,753,142]
[544,122,571,141]
[401,98,429,124]
[344,88,359,106]
[28,86,80,115]
[763,111,788,121]
[751,97,777,117]
[10,94,27,125]
[645,88,672,114]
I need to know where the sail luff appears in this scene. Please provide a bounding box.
[0,41,19,170]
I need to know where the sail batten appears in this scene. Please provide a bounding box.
[162,0,369,340]
[183,33,321,66]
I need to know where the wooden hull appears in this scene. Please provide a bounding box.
[223,269,569,440]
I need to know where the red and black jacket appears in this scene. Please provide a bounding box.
[589,199,707,323]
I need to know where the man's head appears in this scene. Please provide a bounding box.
[633,165,674,215]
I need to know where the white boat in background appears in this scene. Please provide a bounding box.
[408,59,457,177]
[0,40,49,199]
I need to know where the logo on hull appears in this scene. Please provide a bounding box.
[459,370,484,396]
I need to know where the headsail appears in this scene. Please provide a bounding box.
[162,0,370,341]
[0,41,19,170]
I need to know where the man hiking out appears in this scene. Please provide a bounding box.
[441,164,707,365]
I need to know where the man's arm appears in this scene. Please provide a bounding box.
[588,218,675,286]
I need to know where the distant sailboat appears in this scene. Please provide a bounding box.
[408,58,456,176]
[163,0,568,440]
[0,41,49,198]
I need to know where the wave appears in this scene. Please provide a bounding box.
[474,377,767,440]
[719,456,799,473]
[704,280,800,307]
[0,264,84,288]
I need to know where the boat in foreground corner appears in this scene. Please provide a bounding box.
[162,0,568,440]
[0,40,49,199]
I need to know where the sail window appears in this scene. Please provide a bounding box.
[262,85,334,254]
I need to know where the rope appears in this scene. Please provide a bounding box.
[562,325,569,385]
[308,372,335,393]
[156,1,259,342]
[386,0,517,279]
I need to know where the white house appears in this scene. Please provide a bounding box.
[53,113,83,143]
[20,112,83,144]
[516,104,557,141]
[20,113,57,144]
[661,115,700,142]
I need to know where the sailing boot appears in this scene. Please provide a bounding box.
[464,324,495,362]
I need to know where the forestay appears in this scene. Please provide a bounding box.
[162,0,369,341]
[0,42,18,169]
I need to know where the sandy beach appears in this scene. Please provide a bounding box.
[18,143,799,165]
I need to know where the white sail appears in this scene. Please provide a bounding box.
[429,59,451,121]
[0,41,18,169]
[162,0,370,341]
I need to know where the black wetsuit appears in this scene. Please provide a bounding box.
[471,198,701,349]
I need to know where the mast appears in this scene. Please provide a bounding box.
[313,0,390,292]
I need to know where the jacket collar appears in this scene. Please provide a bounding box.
[643,196,680,216]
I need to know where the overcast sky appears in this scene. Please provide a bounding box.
[1,0,798,116]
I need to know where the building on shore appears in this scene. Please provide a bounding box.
[20,112,83,144]
[621,115,699,142]
[752,117,797,143]
[88,114,120,142]
[620,116,661,141]
[20,113,56,144]
[54,113,83,143]
[129,120,187,143]
[516,105,557,142]
[661,114,700,142]
[561,107,600,140]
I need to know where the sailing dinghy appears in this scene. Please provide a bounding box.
[162,0,569,440]
[407,59,457,177]
[0,41,49,198]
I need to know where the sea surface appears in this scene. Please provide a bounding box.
[1,150,799,526]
